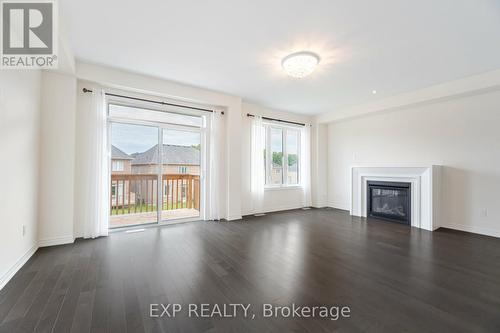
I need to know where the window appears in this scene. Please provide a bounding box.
[286,130,299,185]
[109,104,203,127]
[269,127,283,185]
[178,166,188,174]
[111,183,123,196]
[112,160,124,172]
[264,124,300,187]
[181,184,187,202]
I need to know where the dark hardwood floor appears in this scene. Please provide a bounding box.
[1,208,500,332]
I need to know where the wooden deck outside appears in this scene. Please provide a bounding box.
[110,208,200,228]
[110,173,200,228]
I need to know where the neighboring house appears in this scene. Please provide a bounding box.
[111,146,135,205]
[110,144,201,209]
[111,144,200,175]
[131,144,200,206]
[270,162,283,184]
[270,162,298,184]
[287,163,298,184]
[130,144,200,175]
[111,146,133,174]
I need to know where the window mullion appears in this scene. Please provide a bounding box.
[266,125,271,185]
[283,128,287,186]
[298,130,301,185]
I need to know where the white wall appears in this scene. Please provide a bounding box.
[326,89,500,237]
[42,63,315,239]
[311,123,328,207]
[73,81,92,238]
[38,71,77,246]
[72,62,243,236]
[0,71,41,288]
[241,102,312,215]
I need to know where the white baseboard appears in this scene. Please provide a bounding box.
[441,223,500,238]
[0,244,38,290]
[225,215,243,221]
[1,235,75,291]
[324,202,500,238]
[311,201,328,208]
[244,204,307,216]
[327,201,350,211]
[38,235,75,247]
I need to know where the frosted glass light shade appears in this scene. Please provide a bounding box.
[281,51,320,78]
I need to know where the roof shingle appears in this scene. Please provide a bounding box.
[131,144,200,165]
[111,146,134,160]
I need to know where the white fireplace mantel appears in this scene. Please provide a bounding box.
[350,166,442,231]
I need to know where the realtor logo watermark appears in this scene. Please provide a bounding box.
[1,0,57,68]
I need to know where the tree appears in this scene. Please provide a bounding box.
[272,152,283,166]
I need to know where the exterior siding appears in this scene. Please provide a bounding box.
[130,164,200,175]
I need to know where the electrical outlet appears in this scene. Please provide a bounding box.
[22,225,26,237]
[481,208,488,218]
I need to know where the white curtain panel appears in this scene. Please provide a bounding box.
[207,111,222,220]
[250,116,265,213]
[83,89,109,238]
[301,125,312,207]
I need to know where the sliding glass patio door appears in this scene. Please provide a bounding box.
[160,129,201,221]
[108,102,204,229]
[109,122,160,228]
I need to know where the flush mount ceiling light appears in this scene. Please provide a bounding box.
[281,51,320,78]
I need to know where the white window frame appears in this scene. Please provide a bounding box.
[112,160,124,172]
[107,96,210,227]
[178,166,188,174]
[263,122,301,189]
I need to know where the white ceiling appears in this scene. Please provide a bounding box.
[61,0,500,115]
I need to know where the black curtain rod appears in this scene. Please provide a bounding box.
[82,88,223,114]
[246,113,305,126]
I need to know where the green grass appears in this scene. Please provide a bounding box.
[111,202,190,215]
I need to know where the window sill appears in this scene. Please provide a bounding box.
[264,185,303,191]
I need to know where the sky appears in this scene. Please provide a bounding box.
[112,123,200,154]
[270,128,298,153]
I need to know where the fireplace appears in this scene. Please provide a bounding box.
[351,166,441,230]
[367,181,411,225]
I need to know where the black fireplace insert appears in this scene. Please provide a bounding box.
[367,181,411,225]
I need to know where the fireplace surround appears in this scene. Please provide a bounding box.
[350,166,441,231]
